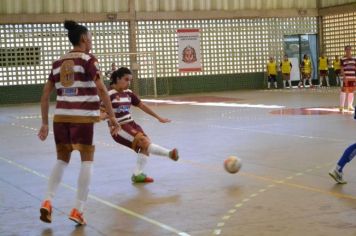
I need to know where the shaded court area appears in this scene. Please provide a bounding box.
[1,88,356,236]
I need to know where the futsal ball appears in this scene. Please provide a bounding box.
[224,156,242,174]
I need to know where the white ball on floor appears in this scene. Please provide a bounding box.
[224,156,242,174]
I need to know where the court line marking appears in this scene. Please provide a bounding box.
[211,161,354,235]
[0,176,107,235]
[11,123,355,201]
[209,124,348,143]
[12,113,350,143]
[141,99,285,109]
[9,117,356,235]
[0,156,190,236]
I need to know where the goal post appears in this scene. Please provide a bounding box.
[96,51,167,98]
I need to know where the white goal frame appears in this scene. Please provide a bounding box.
[96,51,158,97]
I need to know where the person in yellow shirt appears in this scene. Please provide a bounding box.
[299,54,313,88]
[319,53,330,87]
[333,55,341,87]
[266,57,278,89]
[279,55,292,89]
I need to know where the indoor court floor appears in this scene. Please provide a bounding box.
[1,87,356,236]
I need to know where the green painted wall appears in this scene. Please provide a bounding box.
[0,72,263,105]
[138,72,265,96]
[0,84,56,105]
[0,70,342,105]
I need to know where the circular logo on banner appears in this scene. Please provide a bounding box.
[60,60,75,87]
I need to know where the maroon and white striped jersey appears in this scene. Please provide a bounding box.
[48,51,101,123]
[108,89,141,124]
[341,56,356,80]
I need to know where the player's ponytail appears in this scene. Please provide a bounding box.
[64,20,88,46]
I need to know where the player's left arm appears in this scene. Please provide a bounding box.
[137,102,171,123]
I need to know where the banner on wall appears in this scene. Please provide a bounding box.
[177,29,202,72]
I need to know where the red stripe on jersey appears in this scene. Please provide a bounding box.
[342,58,356,70]
[108,89,141,120]
[51,73,92,83]
[56,101,100,110]
[49,52,99,84]
[342,57,356,79]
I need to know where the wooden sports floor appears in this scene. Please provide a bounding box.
[1,87,356,236]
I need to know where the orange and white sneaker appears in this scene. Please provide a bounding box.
[40,200,52,223]
[169,148,179,161]
[69,208,87,225]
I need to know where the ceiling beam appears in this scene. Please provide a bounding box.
[0,8,319,24]
[136,9,318,21]
[0,12,132,24]
[318,3,356,16]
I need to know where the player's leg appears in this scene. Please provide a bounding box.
[336,74,340,86]
[130,134,154,183]
[135,134,179,161]
[68,123,95,225]
[287,74,291,88]
[308,74,312,88]
[40,122,72,223]
[267,75,271,89]
[319,72,323,87]
[326,73,330,87]
[347,92,354,111]
[340,84,347,112]
[329,143,356,184]
[272,75,277,88]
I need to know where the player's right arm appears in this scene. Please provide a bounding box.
[38,80,55,141]
[95,78,120,135]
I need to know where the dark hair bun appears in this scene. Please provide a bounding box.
[64,20,78,31]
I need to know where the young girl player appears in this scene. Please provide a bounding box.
[101,67,179,183]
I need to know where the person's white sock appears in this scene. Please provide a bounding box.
[283,80,286,88]
[326,77,330,87]
[134,153,148,176]
[267,82,270,88]
[274,82,277,88]
[340,92,346,108]
[45,160,68,201]
[75,161,92,212]
[309,79,312,86]
[347,93,354,108]
[148,143,170,157]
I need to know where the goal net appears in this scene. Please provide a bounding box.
[96,52,168,97]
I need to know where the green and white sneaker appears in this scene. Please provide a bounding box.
[329,169,347,184]
[131,173,154,183]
